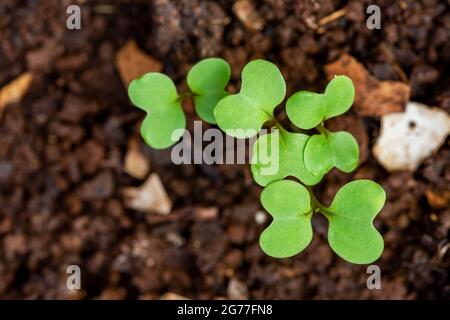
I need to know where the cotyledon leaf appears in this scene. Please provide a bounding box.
[251,128,323,186]
[286,75,355,130]
[326,180,386,264]
[214,59,286,138]
[303,130,359,176]
[128,73,186,149]
[260,180,313,258]
[187,58,231,124]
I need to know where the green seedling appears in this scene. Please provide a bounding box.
[214,59,286,138]
[187,58,231,124]
[128,58,231,148]
[128,57,386,264]
[260,179,385,263]
[251,127,323,186]
[128,73,186,149]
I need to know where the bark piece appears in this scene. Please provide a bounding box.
[325,54,410,116]
[115,39,163,87]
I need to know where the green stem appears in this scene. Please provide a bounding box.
[177,91,194,102]
[306,186,333,219]
[316,123,329,136]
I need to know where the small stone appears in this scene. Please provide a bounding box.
[124,137,150,179]
[195,207,218,221]
[373,102,450,172]
[123,173,172,215]
[227,278,248,300]
[160,292,189,300]
[254,211,267,225]
[232,0,264,31]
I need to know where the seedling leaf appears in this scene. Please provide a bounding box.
[251,129,323,186]
[187,58,231,124]
[304,131,359,176]
[324,75,355,119]
[214,59,286,138]
[286,75,355,129]
[286,91,327,129]
[260,180,313,258]
[128,73,186,149]
[326,180,385,264]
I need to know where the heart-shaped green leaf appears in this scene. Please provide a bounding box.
[326,180,386,264]
[286,91,327,130]
[187,58,231,124]
[128,73,186,149]
[324,75,355,119]
[286,75,355,130]
[251,128,323,186]
[260,180,313,258]
[304,130,359,176]
[214,59,286,138]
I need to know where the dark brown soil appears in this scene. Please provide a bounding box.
[0,0,449,299]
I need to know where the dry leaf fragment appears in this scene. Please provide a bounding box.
[0,72,33,116]
[123,173,172,215]
[115,40,162,87]
[124,137,150,179]
[425,189,450,210]
[325,54,410,116]
[373,102,450,172]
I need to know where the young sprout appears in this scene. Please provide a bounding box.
[214,59,286,138]
[128,73,186,149]
[187,58,231,124]
[251,128,323,187]
[128,57,386,265]
[260,179,385,264]
[287,76,359,176]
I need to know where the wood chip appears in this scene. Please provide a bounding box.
[425,189,450,210]
[115,39,162,87]
[123,173,172,215]
[124,137,150,179]
[0,72,33,116]
[325,54,410,116]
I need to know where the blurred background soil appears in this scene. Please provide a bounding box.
[0,0,449,299]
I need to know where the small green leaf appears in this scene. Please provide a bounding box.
[215,59,286,138]
[251,129,323,186]
[187,58,231,124]
[286,91,327,129]
[128,73,186,149]
[326,180,386,264]
[304,130,359,176]
[286,75,355,130]
[324,75,355,119]
[303,134,333,176]
[328,131,359,172]
[260,180,313,258]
